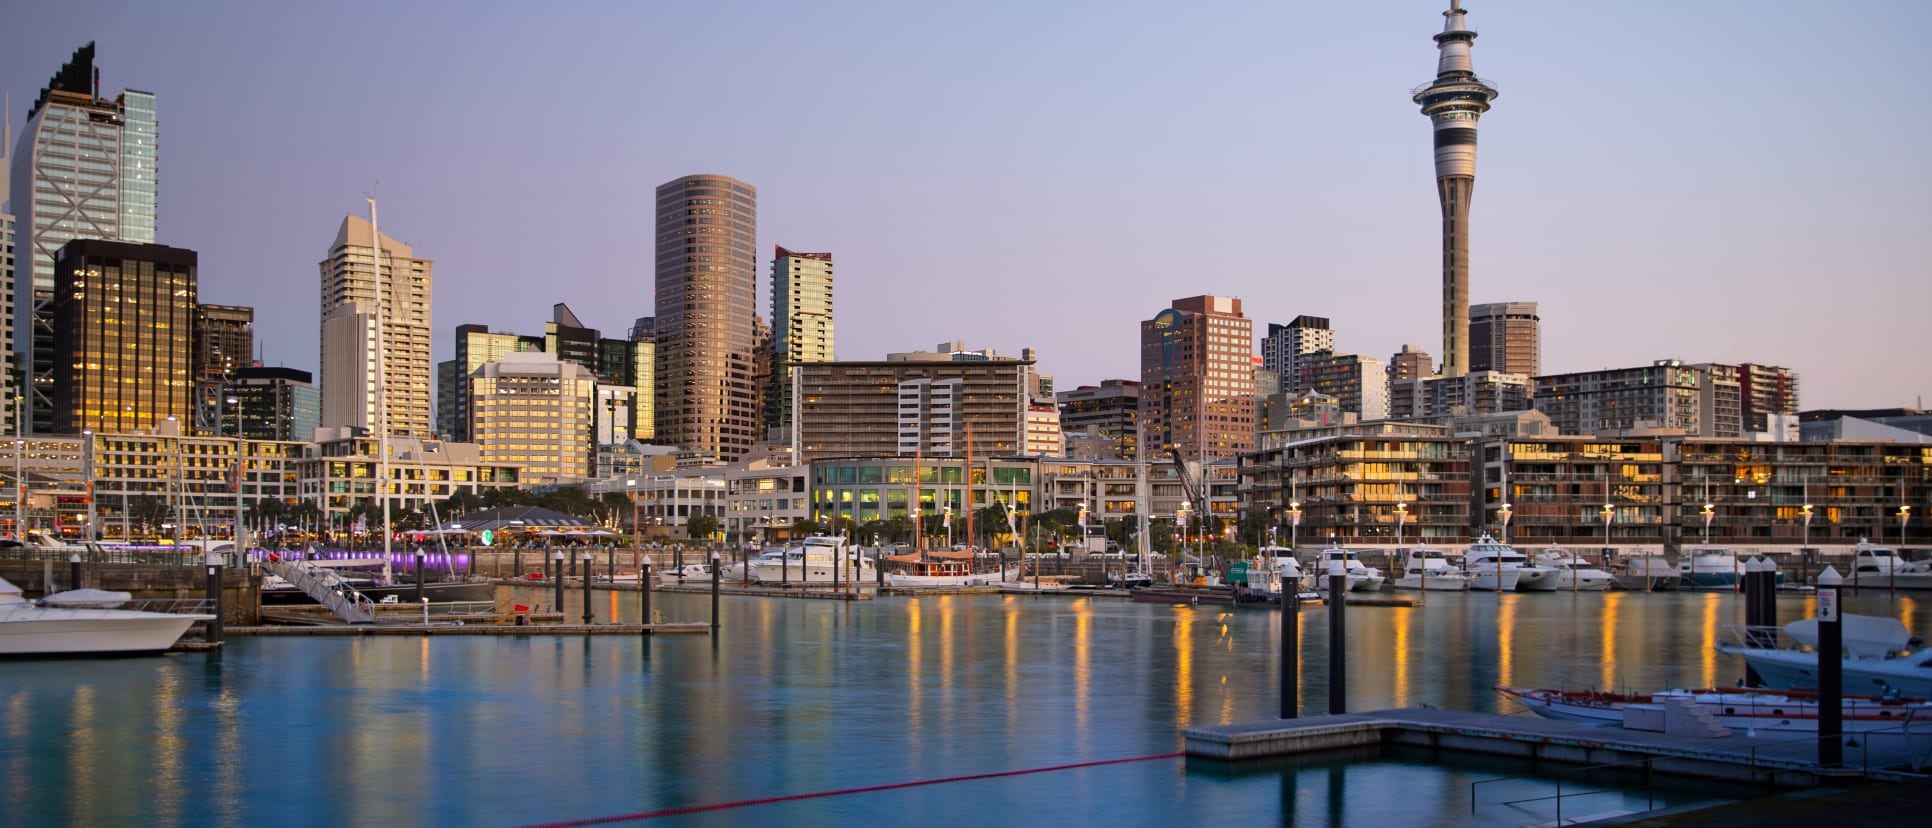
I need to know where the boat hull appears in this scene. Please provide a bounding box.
[262,580,496,605]
[1394,574,1469,591]
[886,566,1017,588]
[1716,646,1932,699]
[750,563,875,584]
[1467,568,1520,591]
[0,612,208,656]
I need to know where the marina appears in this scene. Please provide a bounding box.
[5,584,1928,825]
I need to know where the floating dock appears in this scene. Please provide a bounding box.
[1184,707,1929,786]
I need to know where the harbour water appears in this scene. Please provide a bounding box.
[3,587,1923,826]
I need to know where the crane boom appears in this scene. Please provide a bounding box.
[1165,447,1206,511]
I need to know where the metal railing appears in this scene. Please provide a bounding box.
[262,561,374,624]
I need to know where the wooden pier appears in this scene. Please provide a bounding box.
[1183,707,1929,786]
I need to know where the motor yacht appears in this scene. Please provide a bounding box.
[1531,548,1616,591]
[1392,545,1471,591]
[1678,545,1745,589]
[1848,539,1932,589]
[1,576,212,656]
[1311,547,1386,592]
[749,535,876,584]
[1461,534,1524,591]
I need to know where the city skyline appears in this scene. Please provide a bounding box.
[3,1,1926,410]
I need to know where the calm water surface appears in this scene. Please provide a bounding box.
[2,587,1923,826]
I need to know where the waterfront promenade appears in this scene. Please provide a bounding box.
[3,588,1925,825]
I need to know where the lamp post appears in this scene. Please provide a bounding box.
[81,431,95,543]
[228,396,245,564]
[1600,502,1615,564]
[1702,502,1715,545]
[1288,500,1302,551]
[1395,501,1408,549]
[628,478,640,575]
[1800,502,1815,584]
[1499,502,1513,545]
[13,438,23,541]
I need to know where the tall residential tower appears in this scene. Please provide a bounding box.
[1413,1,1498,379]
[1140,295,1255,460]
[768,246,834,436]
[318,212,433,437]
[654,175,758,461]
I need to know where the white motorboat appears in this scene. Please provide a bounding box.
[1606,553,1679,591]
[1715,614,1932,698]
[1496,685,1932,760]
[1678,545,1745,589]
[1532,548,1616,591]
[749,535,876,584]
[656,563,716,584]
[1393,546,1471,591]
[1312,548,1386,592]
[0,576,212,656]
[1847,540,1932,589]
[1461,534,1523,591]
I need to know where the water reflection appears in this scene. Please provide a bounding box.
[2,588,1927,826]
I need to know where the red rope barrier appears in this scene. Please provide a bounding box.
[520,751,1187,827]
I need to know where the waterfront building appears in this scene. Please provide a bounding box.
[1058,379,1140,461]
[654,174,759,462]
[1739,364,1801,433]
[585,470,726,540]
[1263,390,1347,431]
[50,240,196,435]
[1532,360,1771,438]
[301,429,519,526]
[230,366,320,442]
[806,456,1037,537]
[1140,295,1256,460]
[768,246,835,436]
[468,352,596,483]
[1260,315,1334,393]
[1023,402,1065,457]
[1390,370,1531,422]
[192,304,254,435]
[11,43,158,432]
[1388,344,1433,382]
[1302,352,1390,421]
[793,358,1028,463]
[723,452,808,544]
[1414,3,1499,378]
[1468,301,1539,377]
[436,323,540,442]
[1242,420,1473,545]
[318,212,433,438]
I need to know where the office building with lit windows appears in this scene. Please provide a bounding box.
[768,246,835,435]
[654,174,758,461]
[318,212,433,438]
[50,240,196,435]
[1140,296,1255,459]
[468,352,596,483]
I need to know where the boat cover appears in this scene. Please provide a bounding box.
[1783,614,1912,659]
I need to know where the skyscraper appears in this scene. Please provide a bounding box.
[654,174,757,460]
[50,240,195,435]
[1140,295,1255,460]
[1260,315,1334,393]
[436,323,538,441]
[11,43,158,431]
[318,211,432,437]
[231,366,320,442]
[768,246,835,435]
[192,304,254,435]
[1414,2,1498,379]
[1468,301,1539,376]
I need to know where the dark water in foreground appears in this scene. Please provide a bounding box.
[3,588,1924,826]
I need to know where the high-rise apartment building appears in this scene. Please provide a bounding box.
[793,359,1029,463]
[469,352,596,482]
[1260,315,1334,393]
[192,304,254,435]
[654,174,757,461]
[50,240,195,434]
[1389,344,1433,381]
[1532,360,1749,436]
[768,246,834,435]
[435,323,539,441]
[1140,295,1256,460]
[1468,301,1539,376]
[1303,353,1391,421]
[231,366,320,442]
[1414,3,1499,378]
[1739,364,1801,433]
[318,211,432,437]
[11,43,158,432]
[1058,380,1141,461]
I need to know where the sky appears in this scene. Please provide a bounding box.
[3,0,1928,410]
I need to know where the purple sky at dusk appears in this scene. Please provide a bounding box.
[5,1,1928,410]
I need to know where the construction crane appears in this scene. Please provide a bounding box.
[1165,447,1207,548]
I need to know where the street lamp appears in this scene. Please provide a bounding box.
[1288,500,1302,551]
[628,478,640,574]
[1801,502,1813,550]
[1499,502,1513,545]
[81,430,95,543]
[1600,502,1615,563]
[1900,505,1912,548]
[13,439,24,541]
[1395,502,1408,550]
[1701,502,1715,545]
[228,396,245,561]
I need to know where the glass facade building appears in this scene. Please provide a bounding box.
[50,240,197,434]
[654,174,757,461]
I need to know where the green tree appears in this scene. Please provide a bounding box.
[687,514,719,540]
[442,489,484,517]
[128,495,171,537]
[789,518,821,538]
[483,487,533,509]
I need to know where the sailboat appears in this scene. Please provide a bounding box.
[881,422,1017,588]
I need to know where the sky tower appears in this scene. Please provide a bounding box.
[1413,0,1498,379]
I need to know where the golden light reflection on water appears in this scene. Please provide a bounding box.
[152,668,183,826]
[940,595,956,723]
[4,693,25,816]
[1899,596,1918,633]
[213,677,243,825]
[906,598,923,731]
[1073,600,1091,746]
[1600,592,1623,691]
[1497,594,1518,690]
[1700,592,1720,688]
[1391,607,1412,708]
[1173,609,1195,728]
[66,685,95,826]
[1004,600,1019,728]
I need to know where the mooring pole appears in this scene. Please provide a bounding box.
[1742,558,1764,687]
[1281,562,1299,719]
[710,552,722,631]
[414,549,426,606]
[1817,579,1843,767]
[640,558,653,630]
[1327,560,1346,715]
[552,550,564,617]
[204,553,224,645]
[582,551,594,625]
[69,552,82,592]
